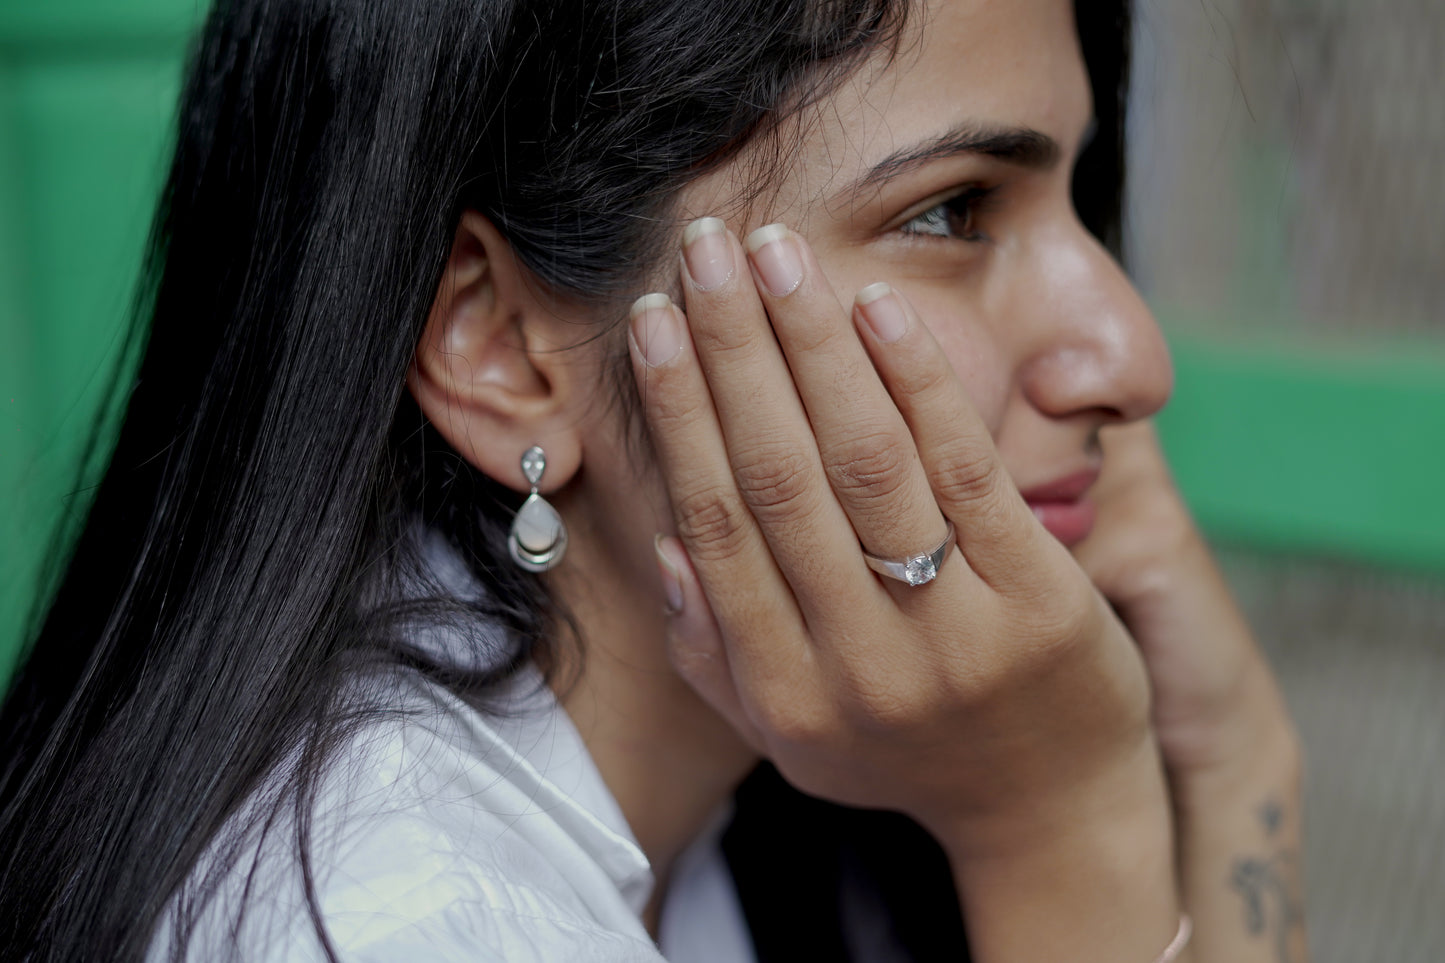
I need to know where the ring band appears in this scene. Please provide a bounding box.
[863,522,956,586]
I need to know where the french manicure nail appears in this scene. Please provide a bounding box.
[744,223,804,297]
[855,282,908,343]
[630,293,683,367]
[654,534,685,615]
[683,217,734,291]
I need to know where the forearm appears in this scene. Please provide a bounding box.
[1171,692,1308,963]
[1073,424,1310,961]
[942,738,1190,963]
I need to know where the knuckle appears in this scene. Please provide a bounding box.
[894,352,955,400]
[752,696,831,748]
[731,446,819,519]
[642,361,700,410]
[1014,576,1100,659]
[647,390,711,438]
[837,672,930,733]
[664,635,720,684]
[690,315,761,360]
[824,432,914,506]
[672,486,751,561]
[930,442,1004,511]
[795,318,852,358]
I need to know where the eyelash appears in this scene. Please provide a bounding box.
[898,185,998,243]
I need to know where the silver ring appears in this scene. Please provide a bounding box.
[863,522,956,586]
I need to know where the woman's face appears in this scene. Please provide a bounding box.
[658,0,1172,547]
[564,0,1171,613]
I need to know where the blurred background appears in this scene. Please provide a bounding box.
[1131,2,1445,959]
[1,0,1442,958]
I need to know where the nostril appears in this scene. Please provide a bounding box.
[1018,317,1173,426]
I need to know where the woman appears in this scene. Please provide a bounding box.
[0,0,1307,960]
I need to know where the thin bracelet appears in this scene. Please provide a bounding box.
[1151,915,1193,963]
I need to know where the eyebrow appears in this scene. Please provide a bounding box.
[840,123,1062,198]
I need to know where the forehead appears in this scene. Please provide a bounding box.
[684,0,1090,223]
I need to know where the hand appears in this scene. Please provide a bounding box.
[1073,422,1308,963]
[629,220,1160,850]
[1072,421,1295,777]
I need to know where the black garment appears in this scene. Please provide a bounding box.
[723,763,971,963]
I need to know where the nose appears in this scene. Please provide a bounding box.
[1015,218,1174,426]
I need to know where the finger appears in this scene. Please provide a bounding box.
[741,224,955,579]
[1075,423,1208,616]
[654,535,766,752]
[852,284,1053,590]
[628,292,812,689]
[677,219,878,621]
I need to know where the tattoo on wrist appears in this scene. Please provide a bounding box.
[1257,798,1284,836]
[1229,795,1305,963]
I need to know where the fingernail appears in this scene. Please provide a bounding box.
[654,534,685,615]
[630,293,683,367]
[744,223,804,297]
[683,217,734,291]
[855,282,908,343]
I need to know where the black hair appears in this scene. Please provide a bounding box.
[0,0,1131,960]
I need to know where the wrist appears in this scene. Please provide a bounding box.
[1166,663,1301,808]
[1171,719,1302,835]
[1166,697,1307,963]
[937,738,1187,962]
[934,730,1167,858]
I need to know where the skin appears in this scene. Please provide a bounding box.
[410,0,1308,959]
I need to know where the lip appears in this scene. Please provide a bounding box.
[1020,468,1100,546]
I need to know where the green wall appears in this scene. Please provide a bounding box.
[3,0,1444,681]
[1,0,197,677]
[1159,331,1445,574]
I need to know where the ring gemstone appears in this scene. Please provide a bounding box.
[862,522,956,588]
[903,555,937,586]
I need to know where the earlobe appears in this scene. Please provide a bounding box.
[408,212,583,494]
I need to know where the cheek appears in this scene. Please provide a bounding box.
[818,256,1012,437]
[912,297,1012,435]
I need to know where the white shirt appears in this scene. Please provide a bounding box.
[150,532,758,962]
[150,666,758,962]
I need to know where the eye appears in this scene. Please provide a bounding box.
[898,186,996,242]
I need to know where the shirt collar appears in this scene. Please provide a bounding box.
[418,525,656,915]
[484,666,656,915]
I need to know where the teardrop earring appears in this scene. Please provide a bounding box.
[508,445,568,572]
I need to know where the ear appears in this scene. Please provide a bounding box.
[408,212,584,495]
